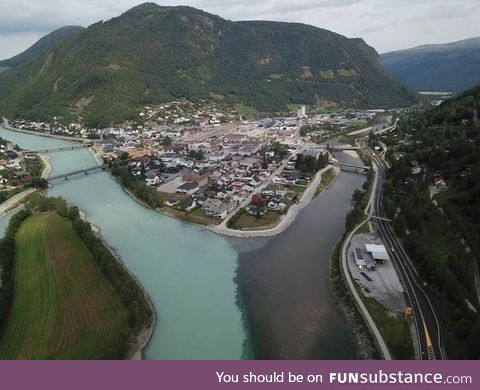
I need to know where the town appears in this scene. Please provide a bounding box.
[6,102,382,232]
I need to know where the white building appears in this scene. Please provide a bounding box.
[297,105,306,117]
[365,244,389,261]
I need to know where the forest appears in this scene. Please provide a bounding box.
[379,85,480,358]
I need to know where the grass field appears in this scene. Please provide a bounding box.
[0,212,130,359]
[234,104,258,119]
[231,210,281,230]
[361,295,415,360]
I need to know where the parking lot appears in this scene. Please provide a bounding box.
[348,233,406,311]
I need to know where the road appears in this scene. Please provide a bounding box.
[0,188,36,218]
[368,148,445,360]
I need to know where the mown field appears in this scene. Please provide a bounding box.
[0,212,130,359]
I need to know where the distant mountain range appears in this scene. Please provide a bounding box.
[380,37,480,92]
[0,3,417,127]
[0,26,84,68]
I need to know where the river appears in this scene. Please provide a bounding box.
[0,125,364,359]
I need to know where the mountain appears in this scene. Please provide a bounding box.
[0,3,417,127]
[0,26,84,68]
[380,37,480,92]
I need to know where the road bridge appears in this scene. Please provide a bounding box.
[26,144,93,154]
[47,165,106,182]
[329,160,370,170]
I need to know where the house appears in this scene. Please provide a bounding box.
[177,182,199,195]
[182,171,208,187]
[145,170,160,186]
[268,201,286,211]
[433,174,447,190]
[165,198,179,207]
[216,191,228,199]
[202,198,236,218]
[246,205,267,216]
[184,198,197,212]
[193,193,208,204]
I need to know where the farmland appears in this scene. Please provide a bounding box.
[0,212,130,359]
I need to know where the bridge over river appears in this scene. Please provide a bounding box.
[26,143,93,154]
[47,165,107,182]
[329,159,370,171]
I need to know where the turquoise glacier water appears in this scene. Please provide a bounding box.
[0,125,361,359]
[0,126,247,359]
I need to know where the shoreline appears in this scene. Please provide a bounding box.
[87,144,105,166]
[39,153,52,179]
[4,117,346,239]
[2,118,85,143]
[78,210,156,360]
[208,165,341,238]
[114,165,342,239]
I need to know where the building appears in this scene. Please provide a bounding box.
[182,171,208,187]
[365,244,389,262]
[297,105,306,118]
[354,247,376,270]
[202,198,236,219]
[176,182,199,195]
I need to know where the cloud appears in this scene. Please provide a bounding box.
[0,0,479,59]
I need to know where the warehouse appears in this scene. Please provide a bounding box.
[365,244,390,263]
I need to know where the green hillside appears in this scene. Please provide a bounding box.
[0,26,84,69]
[0,3,417,127]
[380,37,480,92]
[380,84,480,358]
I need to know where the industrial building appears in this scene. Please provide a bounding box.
[353,243,389,270]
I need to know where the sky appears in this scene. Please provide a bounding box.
[1,0,479,60]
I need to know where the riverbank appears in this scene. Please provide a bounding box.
[236,168,365,359]
[77,210,156,360]
[209,165,341,238]
[329,234,380,359]
[39,153,52,179]
[88,144,105,166]
[112,163,341,239]
[2,118,84,143]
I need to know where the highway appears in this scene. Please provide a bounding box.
[368,148,445,360]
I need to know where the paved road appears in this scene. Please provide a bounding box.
[0,188,36,218]
[369,149,445,360]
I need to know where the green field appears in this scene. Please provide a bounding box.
[0,212,130,359]
[231,210,281,230]
[234,104,258,119]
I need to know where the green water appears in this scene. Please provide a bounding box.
[0,126,250,359]
[0,125,361,359]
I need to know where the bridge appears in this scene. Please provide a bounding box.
[47,165,107,182]
[26,143,93,154]
[329,144,362,151]
[329,160,370,170]
[365,212,392,222]
[373,122,398,135]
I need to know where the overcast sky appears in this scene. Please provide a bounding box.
[1,0,479,60]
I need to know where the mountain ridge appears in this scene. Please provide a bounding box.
[0,3,417,126]
[380,36,480,92]
[0,26,85,68]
